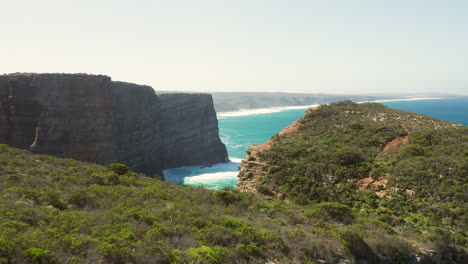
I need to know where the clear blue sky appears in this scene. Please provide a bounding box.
[1,0,467,94]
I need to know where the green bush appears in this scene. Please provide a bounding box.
[23,248,57,264]
[107,163,129,175]
[257,184,274,196]
[400,144,425,157]
[215,187,243,205]
[303,202,354,223]
[184,245,226,264]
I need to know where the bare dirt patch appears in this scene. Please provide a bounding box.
[357,176,389,197]
[382,136,410,152]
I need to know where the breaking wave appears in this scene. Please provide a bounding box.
[217,104,319,117]
[163,159,241,190]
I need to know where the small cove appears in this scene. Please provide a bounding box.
[164,98,468,189]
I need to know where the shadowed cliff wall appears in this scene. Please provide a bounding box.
[158,93,228,169]
[0,73,227,177]
[110,81,162,175]
[0,74,117,164]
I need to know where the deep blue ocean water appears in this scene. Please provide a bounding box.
[381,98,468,126]
[164,98,468,189]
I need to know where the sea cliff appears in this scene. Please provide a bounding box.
[158,93,228,168]
[0,73,227,177]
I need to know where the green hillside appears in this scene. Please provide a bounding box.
[0,142,464,263]
[239,101,467,263]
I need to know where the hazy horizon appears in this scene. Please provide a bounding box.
[2,0,467,95]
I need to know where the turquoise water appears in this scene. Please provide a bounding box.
[164,98,468,189]
[163,107,308,189]
[219,108,310,160]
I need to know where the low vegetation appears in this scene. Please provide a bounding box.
[1,140,464,263]
[1,101,466,263]
[241,101,467,263]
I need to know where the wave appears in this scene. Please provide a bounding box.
[168,97,455,189]
[217,98,449,117]
[218,104,319,117]
[163,159,242,189]
[183,171,238,189]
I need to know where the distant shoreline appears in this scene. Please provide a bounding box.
[366,97,447,103]
[217,97,450,117]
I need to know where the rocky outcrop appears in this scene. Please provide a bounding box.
[158,93,228,168]
[0,73,227,177]
[237,108,313,193]
[237,144,270,194]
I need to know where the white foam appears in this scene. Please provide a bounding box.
[163,158,243,189]
[168,97,452,189]
[217,98,452,117]
[184,171,238,186]
[218,104,319,117]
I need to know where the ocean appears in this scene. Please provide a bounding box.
[163,98,468,189]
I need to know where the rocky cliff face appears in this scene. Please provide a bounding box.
[0,74,118,164]
[158,93,228,168]
[110,81,162,176]
[0,73,227,177]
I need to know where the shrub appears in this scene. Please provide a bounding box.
[350,122,364,131]
[331,147,364,166]
[185,245,226,264]
[92,171,120,185]
[338,230,379,262]
[107,163,129,175]
[400,144,425,157]
[42,187,68,210]
[22,248,57,264]
[67,188,96,208]
[257,185,274,196]
[304,202,354,223]
[235,243,263,260]
[215,187,243,205]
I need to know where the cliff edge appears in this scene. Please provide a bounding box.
[158,93,228,168]
[0,73,227,177]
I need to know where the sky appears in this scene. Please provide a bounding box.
[1,0,467,95]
